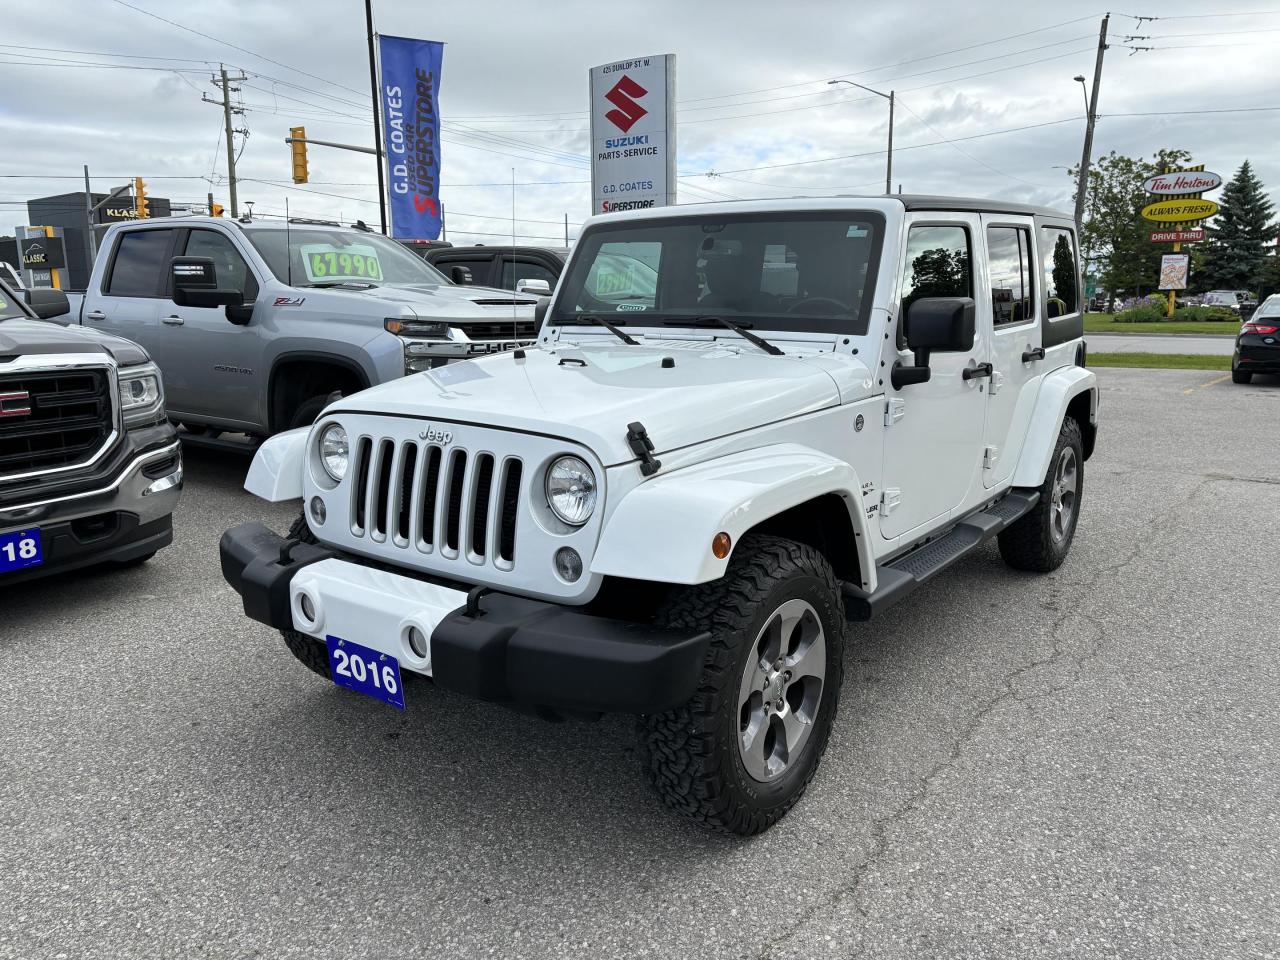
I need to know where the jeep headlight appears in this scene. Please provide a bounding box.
[319,423,349,481]
[118,363,165,427]
[545,455,597,526]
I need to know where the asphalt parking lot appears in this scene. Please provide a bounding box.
[3,367,1278,960]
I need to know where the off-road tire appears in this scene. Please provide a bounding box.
[998,416,1084,572]
[1232,366,1252,384]
[279,511,331,680]
[636,535,845,835]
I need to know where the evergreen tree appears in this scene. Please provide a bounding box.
[1199,160,1276,293]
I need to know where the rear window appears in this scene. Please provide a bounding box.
[1039,226,1079,317]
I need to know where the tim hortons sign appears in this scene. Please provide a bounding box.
[1141,170,1223,195]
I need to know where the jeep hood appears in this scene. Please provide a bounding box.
[327,282,538,319]
[329,341,874,464]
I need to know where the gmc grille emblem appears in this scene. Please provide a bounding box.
[0,391,32,418]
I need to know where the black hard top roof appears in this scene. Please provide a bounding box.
[894,194,1073,221]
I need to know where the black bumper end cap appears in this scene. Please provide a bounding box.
[219,521,335,630]
[432,593,711,714]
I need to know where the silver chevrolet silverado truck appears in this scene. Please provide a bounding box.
[59,217,538,438]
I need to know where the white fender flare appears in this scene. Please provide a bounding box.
[1011,366,1098,488]
[591,443,876,591]
[244,427,310,501]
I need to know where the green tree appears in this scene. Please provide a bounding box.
[1075,148,1193,301]
[904,247,969,307]
[1199,160,1276,293]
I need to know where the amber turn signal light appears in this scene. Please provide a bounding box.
[712,532,732,559]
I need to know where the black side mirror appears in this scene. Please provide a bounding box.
[534,296,550,327]
[450,265,473,285]
[22,288,70,320]
[892,297,975,389]
[171,256,240,308]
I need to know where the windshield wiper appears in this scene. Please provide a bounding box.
[557,315,639,346]
[663,316,784,356]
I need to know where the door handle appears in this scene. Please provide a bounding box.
[162,315,185,326]
[86,310,106,321]
[962,362,994,381]
[1021,346,1046,362]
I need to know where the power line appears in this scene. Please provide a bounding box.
[893,97,1056,189]
[108,0,366,100]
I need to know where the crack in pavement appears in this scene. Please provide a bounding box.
[755,475,1214,960]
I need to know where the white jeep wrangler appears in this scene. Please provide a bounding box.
[221,196,1097,835]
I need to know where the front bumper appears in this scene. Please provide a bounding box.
[220,521,710,715]
[0,440,182,584]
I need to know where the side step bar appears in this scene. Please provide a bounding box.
[842,491,1039,622]
[177,430,263,456]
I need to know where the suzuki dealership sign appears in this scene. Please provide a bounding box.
[378,34,444,240]
[589,55,676,214]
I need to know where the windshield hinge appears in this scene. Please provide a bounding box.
[990,370,1005,396]
[984,445,1000,469]
[884,398,906,427]
[626,421,662,477]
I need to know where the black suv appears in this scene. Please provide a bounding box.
[423,245,567,294]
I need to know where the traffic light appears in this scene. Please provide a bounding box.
[134,177,149,218]
[290,126,309,184]
[210,202,225,217]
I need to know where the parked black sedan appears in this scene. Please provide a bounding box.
[1232,295,1280,384]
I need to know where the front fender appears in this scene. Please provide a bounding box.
[244,427,309,501]
[1012,365,1098,488]
[592,443,875,591]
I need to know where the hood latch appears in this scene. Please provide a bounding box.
[626,421,662,477]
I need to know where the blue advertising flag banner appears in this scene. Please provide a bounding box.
[378,35,444,240]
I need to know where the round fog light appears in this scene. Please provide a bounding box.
[299,593,316,624]
[554,547,583,583]
[407,625,429,659]
[309,496,327,525]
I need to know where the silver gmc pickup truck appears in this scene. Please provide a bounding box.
[59,217,538,437]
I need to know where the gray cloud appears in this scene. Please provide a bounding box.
[3,0,1277,245]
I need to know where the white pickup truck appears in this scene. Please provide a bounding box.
[220,196,1097,834]
[58,217,538,438]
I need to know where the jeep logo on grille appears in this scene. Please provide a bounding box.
[0,391,32,418]
[418,426,453,445]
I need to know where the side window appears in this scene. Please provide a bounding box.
[1040,227,1079,318]
[900,225,971,311]
[106,229,174,297]
[500,258,558,289]
[184,230,256,301]
[986,226,1034,326]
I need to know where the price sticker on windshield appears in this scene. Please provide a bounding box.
[299,243,383,282]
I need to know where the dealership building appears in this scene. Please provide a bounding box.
[1,188,173,291]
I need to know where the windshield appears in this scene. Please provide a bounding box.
[247,228,450,287]
[554,212,885,335]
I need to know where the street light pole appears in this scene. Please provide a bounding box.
[828,79,895,194]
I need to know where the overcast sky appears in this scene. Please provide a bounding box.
[3,0,1278,246]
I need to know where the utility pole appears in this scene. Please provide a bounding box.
[203,66,248,218]
[364,0,389,235]
[1074,14,1110,228]
[564,213,569,247]
[83,165,96,265]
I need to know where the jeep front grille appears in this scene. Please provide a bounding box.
[350,436,524,569]
[0,367,114,479]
